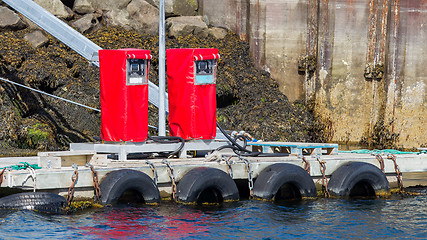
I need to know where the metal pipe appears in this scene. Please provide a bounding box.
[158,0,166,136]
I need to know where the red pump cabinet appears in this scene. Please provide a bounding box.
[167,48,220,140]
[99,49,151,142]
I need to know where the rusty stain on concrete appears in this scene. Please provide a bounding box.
[201,0,425,149]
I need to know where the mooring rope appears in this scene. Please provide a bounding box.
[0,76,100,112]
[0,77,159,130]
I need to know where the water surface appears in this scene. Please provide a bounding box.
[0,196,426,239]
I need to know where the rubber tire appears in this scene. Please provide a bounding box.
[328,162,390,197]
[99,169,160,205]
[176,167,239,203]
[253,163,317,200]
[0,192,66,214]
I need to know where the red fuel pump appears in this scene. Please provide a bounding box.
[99,49,151,142]
[167,48,219,140]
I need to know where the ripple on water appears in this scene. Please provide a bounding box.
[0,196,425,239]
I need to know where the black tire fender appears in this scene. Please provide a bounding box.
[0,192,66,214]
[99,169,160,205]
[327,162,390,197]
[176,167,239,204]
[253,163,317,200]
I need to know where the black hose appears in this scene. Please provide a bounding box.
[216,123,251,153]
[148,135,185,157]
[234,134,248,149]
[216,123,290,157]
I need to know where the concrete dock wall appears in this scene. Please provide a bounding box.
[200,0,426,149]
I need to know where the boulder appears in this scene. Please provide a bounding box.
[24,30,49,48]
[149,0,198,16]
[20,15,42,30]
[72,14,99,34]
[34,0,73,19]
[166,16,208,38]
[208,27,228,40]
[127,0,159,35]
[89,0,132,11]
[0,7,26,30]
[104,9,132,30]
[73,0,95,14]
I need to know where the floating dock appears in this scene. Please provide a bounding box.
[1,142,425,202]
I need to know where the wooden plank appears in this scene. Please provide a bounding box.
[38,150,97,167]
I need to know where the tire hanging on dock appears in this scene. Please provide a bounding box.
[176,167,239,204]
[99,169,160,205]
[253,163,317,201]
[0,192,67,214]
[327,162,390,198]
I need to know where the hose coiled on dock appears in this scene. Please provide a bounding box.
[216,123,289,157]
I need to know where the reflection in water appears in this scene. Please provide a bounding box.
[78,205,212,239]
[0,196,425,239]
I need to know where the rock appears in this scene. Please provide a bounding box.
[149,0,198,16]
[89,0,132,11]
[73,0,95,14]
[103,0,159,34]
[72,14,98,34]
[34,0,73,19]
[94,9,103,19]
[166,16,208,38]
[0,7,26,30]
[104,9,132,30]
[20,15,42,30]
[171,0,198,16]
[208,27,228,40]
[24,30,49,48]
[127,0,159,35]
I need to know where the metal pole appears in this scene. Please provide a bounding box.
[158,0,166,136]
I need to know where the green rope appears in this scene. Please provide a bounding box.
[1,162,42,170]
[339,149,421,154]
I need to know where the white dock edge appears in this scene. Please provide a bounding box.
[70,140,230,160]
[248,142,339,155]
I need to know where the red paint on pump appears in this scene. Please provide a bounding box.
[99,49,150,142]
[167,48,218,140]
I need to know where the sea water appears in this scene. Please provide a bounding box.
[0,195,426,239]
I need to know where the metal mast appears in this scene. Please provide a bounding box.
[158,0,167,136]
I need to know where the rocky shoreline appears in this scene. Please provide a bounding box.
[0,0,326,155]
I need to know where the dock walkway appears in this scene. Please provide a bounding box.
[1,146,425,199]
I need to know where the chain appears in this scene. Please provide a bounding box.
[162,159,177,200]
[66,163,79,204]
[242,158,254,198]
[225,156,234,178]
[21,166,36,192]
[314,155,330,198]
[0,168,5,187]
[86,163,101,203]
[387,154,404,192]
[299,155,311,175]
[374,154,385,173]
[146,160,158,185]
